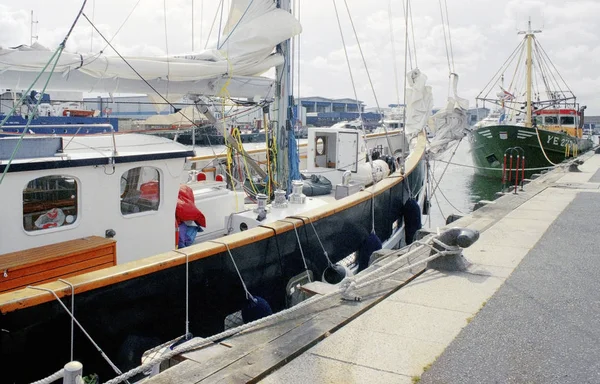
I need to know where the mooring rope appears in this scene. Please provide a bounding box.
[58,279,76,361]
[29,369,65,384]
[210,241,254,300]
[102,237,453,384]
[26,286,126,380]
[289,216,334,267]
[280,219,312,283]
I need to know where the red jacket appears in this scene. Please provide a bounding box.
[176,185,206,227]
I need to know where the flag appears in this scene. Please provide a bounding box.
[500,87,515,100]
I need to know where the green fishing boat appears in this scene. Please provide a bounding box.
[470,20,593,180]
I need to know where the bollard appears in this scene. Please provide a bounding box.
[63,361,83,384]
[427,228,479,272]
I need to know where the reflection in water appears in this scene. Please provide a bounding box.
[426,139,503,229]
[466,173,502,203]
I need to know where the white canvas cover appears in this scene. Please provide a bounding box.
[427,74,469,158]
[404,68,433,137]
[0,0,301,98]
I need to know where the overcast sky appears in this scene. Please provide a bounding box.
[1,0,599,114]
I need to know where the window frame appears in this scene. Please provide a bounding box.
[119,166,162,218]
[22,174,81,235]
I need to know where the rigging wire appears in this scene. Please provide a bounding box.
[476,41,524,101]
[401,0,410,172]
[341,0,394,153]
[163,0,171,98]
[408,0,418,68]
[1,0,89,183]
[217,0,225,49]
[400,0,413,69]
[218,0,254,50]
[388,0,402,106]
[204,0,224,49]
[89,0,95,51]
[437,0,452,75]
[442,0,455,73]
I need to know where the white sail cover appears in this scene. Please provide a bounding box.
[0,0,301,99]
[404,68,433,137]
[427,74,469,158]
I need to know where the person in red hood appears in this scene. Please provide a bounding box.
[176,185,206,247]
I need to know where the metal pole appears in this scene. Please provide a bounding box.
[275,0,292,192]
[191,0,194,51]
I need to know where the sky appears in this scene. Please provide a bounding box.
[1,0,599,114]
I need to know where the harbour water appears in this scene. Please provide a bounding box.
[427,138,500,229]
[428,134,600,229]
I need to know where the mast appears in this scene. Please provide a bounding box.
[30,10,38,46]
[275,0,292,191]
[519,18,541,128]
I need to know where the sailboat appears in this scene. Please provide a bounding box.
[0,1,472,382]
[470,20,593,179]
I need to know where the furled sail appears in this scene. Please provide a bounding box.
[404,68,433,137]
[0,0,301,99]
[427,73,469,158]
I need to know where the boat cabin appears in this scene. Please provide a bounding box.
[306,126,401,186]
[534,109,582,137]
[0,134,193,265]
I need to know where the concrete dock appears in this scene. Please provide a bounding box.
[145,150,600,384]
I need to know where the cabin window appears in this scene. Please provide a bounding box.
[120,167,161,215]
[315,136,327,155]
[23,175,78,232]
[560,116,575,125]
[544,116,558,125]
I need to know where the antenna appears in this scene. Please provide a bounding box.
[30,10,39,45]
[517,16,542,36]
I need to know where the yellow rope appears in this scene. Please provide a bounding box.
[533,126,560,166]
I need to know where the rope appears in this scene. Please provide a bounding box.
[103,237,449,384]
[408,0,418,68]
[430,172,464,214]
[58,279,76,361]
[438,0,452,75]
[331,0,374,167]
[26,286,126,380]
[442,0,455,73]
[533,126,560,166]
[430,137,462,197]
[433,158,556,172]
[204,0,223,49]
[280,219,312,282]
[163,0,171,98]
[388,0,401,106]
[218,0,254,49]
[0,45,64,185]
[210,241,254,300]
[81,14,200,133]
[30,369,64,384]
[173,249,192,338]
[341,0,393,154]
[400,0,413,69]
[290,216,334,267]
